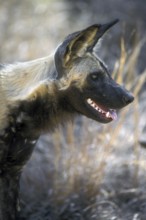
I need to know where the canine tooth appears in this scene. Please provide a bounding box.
[106,112,110,118]
[87,98,92,104]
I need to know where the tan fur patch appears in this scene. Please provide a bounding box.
[0,55,55,132]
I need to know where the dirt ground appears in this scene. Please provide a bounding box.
[0,0,146,219]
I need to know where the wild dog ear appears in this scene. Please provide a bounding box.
[55,19,119,79]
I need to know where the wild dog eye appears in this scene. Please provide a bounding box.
[90,72,100,80]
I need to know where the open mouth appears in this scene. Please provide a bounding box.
[87,98,117,121]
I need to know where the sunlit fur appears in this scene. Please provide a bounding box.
[0,55,55,132]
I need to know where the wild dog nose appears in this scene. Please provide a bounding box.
[123,93,134,105]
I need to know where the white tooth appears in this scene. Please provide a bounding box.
[98,109,101,112]
[87,98,92,104]
[106,112,110,118]
[95,107,98,110]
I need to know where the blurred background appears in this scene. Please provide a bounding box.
[0,0,146,219]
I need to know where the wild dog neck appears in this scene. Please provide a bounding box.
[0,54,56,133]
[6,82,75,139]
[0,53,78,140]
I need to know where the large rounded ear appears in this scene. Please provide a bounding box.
[55,19,119,79]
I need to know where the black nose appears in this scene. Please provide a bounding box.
[123,93,134,105]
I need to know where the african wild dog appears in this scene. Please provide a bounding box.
[0,19,134,220]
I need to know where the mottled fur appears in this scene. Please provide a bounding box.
[0,55,56,132]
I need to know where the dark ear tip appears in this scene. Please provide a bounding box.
[103,18,119,28]
[99,18,119,33]
[111,18,120,25]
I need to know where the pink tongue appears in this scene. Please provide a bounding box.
[110,110,117,120]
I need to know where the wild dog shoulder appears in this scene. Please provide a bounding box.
[0,55,56,133]
[0,82,57,136]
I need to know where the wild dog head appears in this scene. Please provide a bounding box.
[55,20,134,123]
